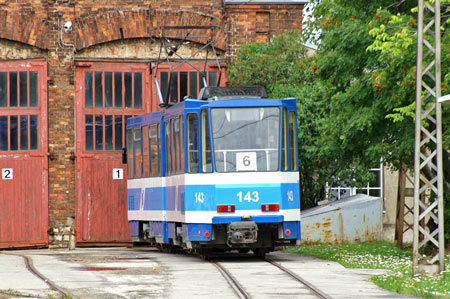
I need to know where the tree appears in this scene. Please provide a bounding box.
[227,0,449,241]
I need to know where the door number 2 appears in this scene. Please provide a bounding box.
[2,168,13,180]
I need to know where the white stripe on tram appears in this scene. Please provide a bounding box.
[129,209,300,223]
[127,172,299,189]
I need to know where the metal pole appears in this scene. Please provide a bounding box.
[435,0,446,274]
[413,0,445,275]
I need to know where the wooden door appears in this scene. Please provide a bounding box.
[75,62,151,244]
[0,60,48,248]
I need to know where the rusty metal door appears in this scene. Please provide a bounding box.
[75,62,151,244]
[0,60,48,248]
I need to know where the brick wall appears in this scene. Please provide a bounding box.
[0,0,304,248]
[224,4,304,57]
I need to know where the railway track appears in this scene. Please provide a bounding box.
[212,255,332,299]
[3,252,70,298]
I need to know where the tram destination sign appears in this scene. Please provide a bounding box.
[199,86,268,100]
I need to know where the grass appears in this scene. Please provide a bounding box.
[0,289,73,299]
[0,289,34,298]
[285,241,450,298]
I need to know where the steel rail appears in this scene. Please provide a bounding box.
[212,260,251,299]
[266,260,332,299]
[3,252,70,297]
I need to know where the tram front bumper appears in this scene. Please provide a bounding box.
[227,221,258,245]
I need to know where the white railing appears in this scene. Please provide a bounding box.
[325,164,383,201]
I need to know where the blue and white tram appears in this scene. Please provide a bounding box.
[125,87,300,257]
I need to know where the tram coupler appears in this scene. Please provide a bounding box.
[227,221,258,246]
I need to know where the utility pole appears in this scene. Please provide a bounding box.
[413,0,446,275]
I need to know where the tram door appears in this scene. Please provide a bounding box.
[75,62,151,244]
[0,60,48,248]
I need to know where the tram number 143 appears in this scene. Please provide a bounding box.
[195,192,205,203]
[237,191,259,203]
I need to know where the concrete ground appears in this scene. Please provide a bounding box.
[0,247,419,299]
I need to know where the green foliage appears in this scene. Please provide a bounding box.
[227,30,307,93]
[227,0,450,239]
[366,1,450,245]
[385,102,415,122]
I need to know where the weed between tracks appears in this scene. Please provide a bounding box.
[285,241,450,299]
[0,289,73,299]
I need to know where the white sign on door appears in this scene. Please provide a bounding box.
[113,168,124,180]
[2,168,13,180]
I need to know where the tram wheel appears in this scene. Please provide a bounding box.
[200,248,212,260]
[253,248,267,259]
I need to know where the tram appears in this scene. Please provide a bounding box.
[125,86,300,257]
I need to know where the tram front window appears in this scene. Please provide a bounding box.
[211,107,280,172]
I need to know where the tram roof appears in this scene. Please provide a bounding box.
[127,97,297,129]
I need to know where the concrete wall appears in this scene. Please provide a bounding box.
[301,195,383,244]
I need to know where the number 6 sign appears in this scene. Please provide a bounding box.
[236,152,257,171]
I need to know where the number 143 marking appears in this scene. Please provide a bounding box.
[236,191,259,203]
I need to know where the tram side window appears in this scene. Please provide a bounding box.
[174,117,180,174]
[157,124,162,175]
[179,116,185,173]
[142,125,150,177]
[126,129,134,178]
[187,113,199,173]
[134,127,142,178]
[165,120,172,176]
[201,110,212,173]
[173,116,184,174]
[288,111,298,171]
[149,124,160,177]
[281,108,288,172]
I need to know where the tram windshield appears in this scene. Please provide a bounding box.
[211,107,280,172]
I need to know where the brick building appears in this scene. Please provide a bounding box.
[0,0,306,248]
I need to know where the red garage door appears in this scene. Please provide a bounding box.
[75,62,151,244]
[74,61,225,244]
[0,60,48,248]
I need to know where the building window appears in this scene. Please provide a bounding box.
[159,70,218,103]
[0,71,40,151]
[85,71,143,109]
[83,67,146,152]
[256,12,270,43]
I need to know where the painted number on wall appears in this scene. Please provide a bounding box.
[113,168,124,180]
[236,191,259,203]
[2,168,13,180]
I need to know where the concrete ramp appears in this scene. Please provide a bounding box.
[301,194,383,244]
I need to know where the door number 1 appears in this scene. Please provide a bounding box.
[113,168,123,180]
[2,168,13,180]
